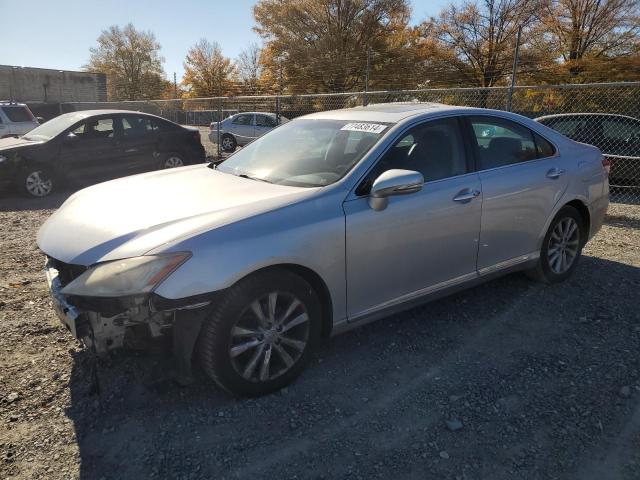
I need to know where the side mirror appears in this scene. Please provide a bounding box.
[64,132,78,144]
[368,169,424,211]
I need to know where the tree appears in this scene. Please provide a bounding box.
[236,43,264,94]
[85,24,165,101]
[418,0,541,88]
[534,0,640,78]
[254,0,416,94]
[182,39,235,97]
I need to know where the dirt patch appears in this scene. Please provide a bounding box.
[1,195,639,479]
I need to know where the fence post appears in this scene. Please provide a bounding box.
[217,98,221,160]
[506,26,522,112]
[275,94,280,123]
[364,47,371,106]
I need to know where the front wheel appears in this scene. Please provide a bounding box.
[23,167,55,198]
[527,206,584,284]
[197,270,321,396]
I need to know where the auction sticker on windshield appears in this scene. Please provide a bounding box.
[340,123,387,134]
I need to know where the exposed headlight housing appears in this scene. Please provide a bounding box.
[61,252,190,298]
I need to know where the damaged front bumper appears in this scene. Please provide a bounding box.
[44,258,211,356]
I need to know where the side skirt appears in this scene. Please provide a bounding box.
[331,253,539,336]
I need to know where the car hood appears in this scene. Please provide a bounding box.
[37,165,318,266]
[0,137,42,151]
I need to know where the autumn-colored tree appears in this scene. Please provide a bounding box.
[531,0,640,80]
[418,0,542,88]
[254,0,417,94]
[182,39,235,97]
[85,24,166,101]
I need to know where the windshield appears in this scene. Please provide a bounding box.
[23,112,88,141]
[216,119,389,187]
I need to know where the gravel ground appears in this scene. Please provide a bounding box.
[1,192,639,480]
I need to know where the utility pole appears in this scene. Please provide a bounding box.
[506,26,522,112]
[173,72,178,99]
[364,47,372,106]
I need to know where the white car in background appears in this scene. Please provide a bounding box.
[0,102,39,138]
[209,112,289,152]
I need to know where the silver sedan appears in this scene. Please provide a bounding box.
[38,103,609,396]
[208,112,289,152]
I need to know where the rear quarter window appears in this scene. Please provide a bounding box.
[2,106,33,122]
[534,133,556,158]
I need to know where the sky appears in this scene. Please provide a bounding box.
[1,0,449,81]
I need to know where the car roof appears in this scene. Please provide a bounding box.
[231,112,277,116]
[303,102,479,123]
[63,109,161,118]
[535,112,640,122]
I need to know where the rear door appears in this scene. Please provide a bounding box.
[254,114,277,139]
[119,114,161,174]
[466,115,570,272]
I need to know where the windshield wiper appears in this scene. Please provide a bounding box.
[238,173,272,184]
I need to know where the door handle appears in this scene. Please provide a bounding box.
[453,188,481,203]
[546,168,566,179]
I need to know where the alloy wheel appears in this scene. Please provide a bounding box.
[547,217,580,274]
[164,156,184,168]
[222,137,234,150]
[25,171,53,197]
[229,291,310,383]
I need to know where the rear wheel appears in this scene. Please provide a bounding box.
[23,167,55,198]
[527,206,584,283]
[221,134,236,153]
[197,270,321,396]
[161,152,184,169]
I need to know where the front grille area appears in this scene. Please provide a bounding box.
[48,257,87,287]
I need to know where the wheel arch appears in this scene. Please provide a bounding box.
[238,263,334,338]
[537,196,592,250]
[564,198,591,243]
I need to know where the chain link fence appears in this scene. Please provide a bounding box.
[63,82,640,204]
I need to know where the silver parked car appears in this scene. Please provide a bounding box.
[38,103,609,396]
[208,111,289,152]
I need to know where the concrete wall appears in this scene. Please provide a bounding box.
[0,65,107,103]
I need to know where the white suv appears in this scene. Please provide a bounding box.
[0,102,39,138]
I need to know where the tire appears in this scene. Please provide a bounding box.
[526,205,584,284]
[197,269,322,397]
[22,166,55,198]
[160,152,185,169]
[221,134,236,153]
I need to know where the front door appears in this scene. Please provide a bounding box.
[465,115,571,271]
[229,113,255,145]
[344,117,482,319]
[59,116,128,184]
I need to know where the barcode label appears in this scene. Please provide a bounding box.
[340,123,387,134]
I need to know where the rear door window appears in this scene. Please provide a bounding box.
[2,106,33,122]
[122,116,158,137]
[256,114,277,127]
[469,116,537,169]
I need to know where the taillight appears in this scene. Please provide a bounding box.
[602,156,611,175]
